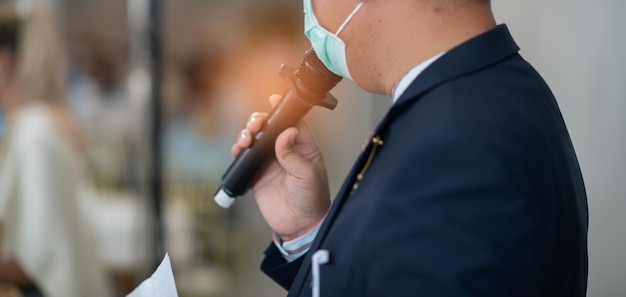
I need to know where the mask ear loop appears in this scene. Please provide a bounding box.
[334,1,365,36]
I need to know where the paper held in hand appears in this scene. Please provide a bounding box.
[126,253,179,297]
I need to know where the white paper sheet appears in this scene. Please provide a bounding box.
[126,253,179,297]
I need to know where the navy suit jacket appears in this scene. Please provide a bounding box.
[261,25,588,297]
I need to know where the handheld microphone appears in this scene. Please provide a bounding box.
[214,49,343,208]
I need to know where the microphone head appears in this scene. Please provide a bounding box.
[296,49,342,96]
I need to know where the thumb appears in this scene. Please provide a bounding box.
[275,127,313,178]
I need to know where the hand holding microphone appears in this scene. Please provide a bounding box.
[215,49,341,240]
[232,95,331,241]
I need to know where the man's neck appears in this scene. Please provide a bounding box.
[371,3,497,96]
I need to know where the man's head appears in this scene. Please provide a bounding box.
[306,0,495,95]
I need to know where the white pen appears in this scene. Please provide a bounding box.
[311,249,330,297]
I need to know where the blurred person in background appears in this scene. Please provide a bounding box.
[0,1,113,297]
[166,43,234,184]
[67,33,139,189]
[164,42,234,276]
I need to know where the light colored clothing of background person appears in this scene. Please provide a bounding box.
[0,104,113,297]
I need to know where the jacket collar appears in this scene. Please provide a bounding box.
[391,24,519,116]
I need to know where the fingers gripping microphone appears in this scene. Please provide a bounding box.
[214,49,342,208]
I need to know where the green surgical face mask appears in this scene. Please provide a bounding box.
[303,0,365,80]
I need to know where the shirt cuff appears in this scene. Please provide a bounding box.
[272,221,323,263]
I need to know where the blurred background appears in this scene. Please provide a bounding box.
[0,0,623,297]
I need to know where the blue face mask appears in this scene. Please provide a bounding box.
[304,0,365,80]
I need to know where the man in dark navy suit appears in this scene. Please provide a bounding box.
[232,0,588,296]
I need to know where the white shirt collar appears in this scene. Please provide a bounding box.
[391,52,446,103]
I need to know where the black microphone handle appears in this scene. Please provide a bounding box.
[215,86,318,207]
[214,49,341,208]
